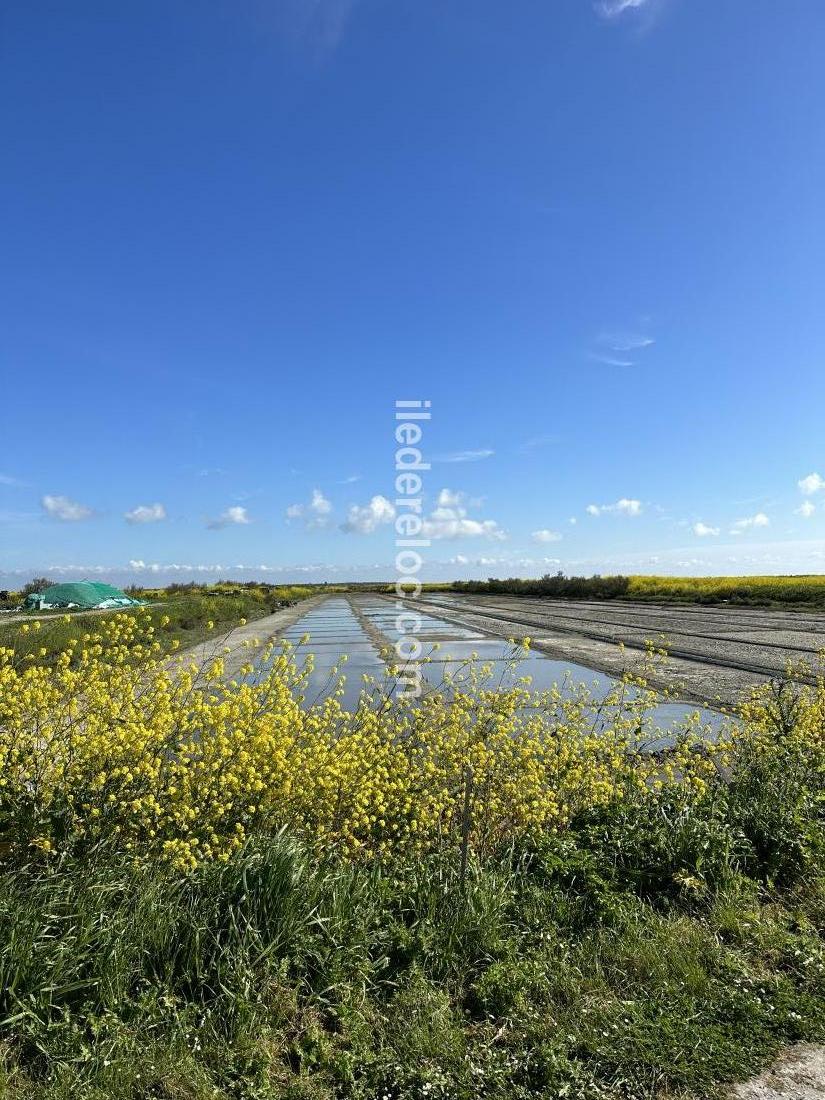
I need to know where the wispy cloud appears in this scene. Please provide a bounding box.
[603,334,656,351]
[338,474,362,484]
[586,498,642,517]
[207,505,251,530]
[434,449,495,464]
[596,0,650,19]
[313,0,356,59]
[125,502,167,524]
[340,495,395,534]
[589,353,635,367]
[591,329,655,367]
[0,473,28,488]
[273,0,359,63]
[796,501,816,519]
[693,521,719,537]
[285,488,332,529]
[42,494,94,522]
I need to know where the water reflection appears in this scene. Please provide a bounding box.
[249,597,723,747]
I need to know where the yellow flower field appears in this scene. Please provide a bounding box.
[1,612,823,872]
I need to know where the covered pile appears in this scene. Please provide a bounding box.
[23,581,141,611]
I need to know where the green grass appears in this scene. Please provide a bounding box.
[0,587,315,668]
[2,743,825,1099]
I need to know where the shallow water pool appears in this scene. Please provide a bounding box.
[250,596,724,746]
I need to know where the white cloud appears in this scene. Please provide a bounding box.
[310,489,331,515]
[129,560,165,573]
[285,488,332,528]
[569,517,577,525]
[586,498,642,517]
[798,472,825,496]
[590,354,635,367]
[421,489,507,541]
[591,329,654,367]
[208,505,251,529]
[341,494,396,534]
[604,334,655,351]
[796,500,816,519]
[693,522,719,537]
[129,560,227,573]
[125,502,167,524]
[443,554,562,570]
[434,449,495,464]
[532,529,562,544]
[437,488,463,508]
[596,0,649,17]
[730,512,770,534]
[613,498,643,516]
[121,560,347,577]
[42,494,94,522]
[0,473,27,487]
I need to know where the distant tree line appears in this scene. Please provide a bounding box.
[452,571,630,600]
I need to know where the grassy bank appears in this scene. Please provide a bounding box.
[1,619,825,1096]
[450,573,825,607]
[0,584,316,668]
[2,830,824,1100]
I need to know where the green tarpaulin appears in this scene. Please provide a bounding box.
[23,581,142,610]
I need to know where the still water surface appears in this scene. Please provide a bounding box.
[252,597,724,749]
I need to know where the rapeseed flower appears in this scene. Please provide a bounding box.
[3,612,813,874]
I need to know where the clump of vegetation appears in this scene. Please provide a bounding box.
[1,617,825,1097]
[627,573,825,606]
[453,572,631,599]
[17,576,56,602]
[448,572,825,607]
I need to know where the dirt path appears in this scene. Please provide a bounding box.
[730,1044,825,1098]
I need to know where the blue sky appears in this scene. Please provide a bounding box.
[2,0,824,586]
